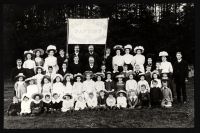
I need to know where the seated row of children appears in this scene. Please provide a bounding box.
[8,75,173,116]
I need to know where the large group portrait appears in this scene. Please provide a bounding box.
[3,0,195,128]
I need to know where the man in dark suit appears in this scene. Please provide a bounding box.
[84,56,98,73]
[57,62,69,77]
[69,45,83,64]
[84,45,100,67]
[69,56,83,75]
[11,59,25,82]
[57,49,67,70]
[173,52,188,104]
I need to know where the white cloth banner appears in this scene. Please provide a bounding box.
[68,18,108,44]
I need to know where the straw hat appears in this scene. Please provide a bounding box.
[35,66,44,72]
[63,73,74,79]
[62,93,72,99]
[84,71,94,78]
[15,73,26,79]
[33,48,44,55]
[53,74,64,82]
[25,77,37,83]
[134,46,144,53]
[24,50,34,56]
[32,93,43,100]
[46,45,57,54]
[159,51,168,57]
[41,75,51,82]
[116,74,125,78]
[116,90,127,96]
[113,45,124,51]
[74,73,84,79]
[124,44,132,50]
[95,72,105,79]
[139,73,145,77]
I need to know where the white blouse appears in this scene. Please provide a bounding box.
[72,82,84,96]
[75,100,87,110]
[61,99,74,112]
[117,96,127,108]
[35,57,43,66]
[123,54,134,64]
[20,100,31,114]
[43,56,58,73]
[52,82,65,96]
[150,79,162,88]
[26,84,39,98]
[126,79,138,92]
[132,54,145,65]
[95,81,106,93]
[86,97,98,107]
[83,80,96,94]
[106,97,116,107]
[160,61,173,73]
[42,83,52,94]
[63,82,73,94]
[137,80,150,92]
[112,55,124,67]
[23,60,36,69]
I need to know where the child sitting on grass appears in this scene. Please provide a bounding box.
[86,92,98,110]
[42,93,53,113]
[116,90,127,109]
[127,90,139,109]
[150,80,163,108]
[7,96,21,116]
[74,95,87,111]
[61,93,74,113]
[161,80,173,108]
[138,84,151,109]
[106,92,117,110]
[97,90,107,110]
[51,93,62,112]
[30,93,43,116]
[20,94,31,116]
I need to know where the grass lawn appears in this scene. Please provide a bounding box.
[3,78,194,128]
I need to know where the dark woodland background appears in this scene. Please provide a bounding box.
[3,2,195,79]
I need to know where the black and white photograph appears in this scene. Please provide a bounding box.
[3,1,195,128]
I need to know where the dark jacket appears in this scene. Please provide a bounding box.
[69,62,83,74]
[173,59,188,82]
[58,69,69,77]
[69,52,84,64]
[150,87,163,103]
[84,63,99,73]
[11,67,26,81]
[97,96,107,105]
[57,55,66,69]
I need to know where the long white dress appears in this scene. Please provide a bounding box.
[26,84,39,98]
[160,61,173,73]
[52,82,65,97]
[72,82,84,101]
[20,100,31,114]
[32,74,44,93]
[61,99,74,112]
[132,54,145,73]
[43,56,59,74]
[83,80,96,98]
[63,82,73,95]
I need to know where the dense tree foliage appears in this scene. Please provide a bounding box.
[3,3,195,78]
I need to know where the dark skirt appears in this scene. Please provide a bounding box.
[125,63,133,70]
[25,68,35,78]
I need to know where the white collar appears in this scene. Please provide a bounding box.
[178,59,182,62]
[106,79,112,82]
[17,66,22,69]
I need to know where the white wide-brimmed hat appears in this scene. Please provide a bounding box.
[33,48,45,55]
[24,50,34,56]
[116,74,125,78]
[53,74,64,81]
[46,45,57,54]
[134,46,144,53]
[74,73,84,79]
[116,90,127,96]
[159,51,168,57]
[15,73,26,79]
[124,44,132,50]
[113,45,124,51]
[63,73,74,79]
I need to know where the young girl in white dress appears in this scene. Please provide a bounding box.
[74,95,87,111]
[133,46,145,73]
[20,94,32,116]
[52,74,65,97]
[94,73,106,96]
[25,77,39,98]
[83,72,96,99]
[150,72,162,88]
[125,73,138,95]
[61,94,74,112]
[137,73,150,93]
[41,75,52,94]
[32,66,44,93]
[14,73,27,100]
[63,73,73,95]
[23,50,36,78]
[72,73,84,101]
[33,48,44,66]
[43,45,59,74]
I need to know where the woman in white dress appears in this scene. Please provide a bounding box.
[159,51,173,76]
[112,45,124,72]
[43,45,59,74]
[132,46,145,73]
[123,44,134,70]
[33,48,44,66]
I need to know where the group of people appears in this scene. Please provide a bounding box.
[7,44,189,116]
